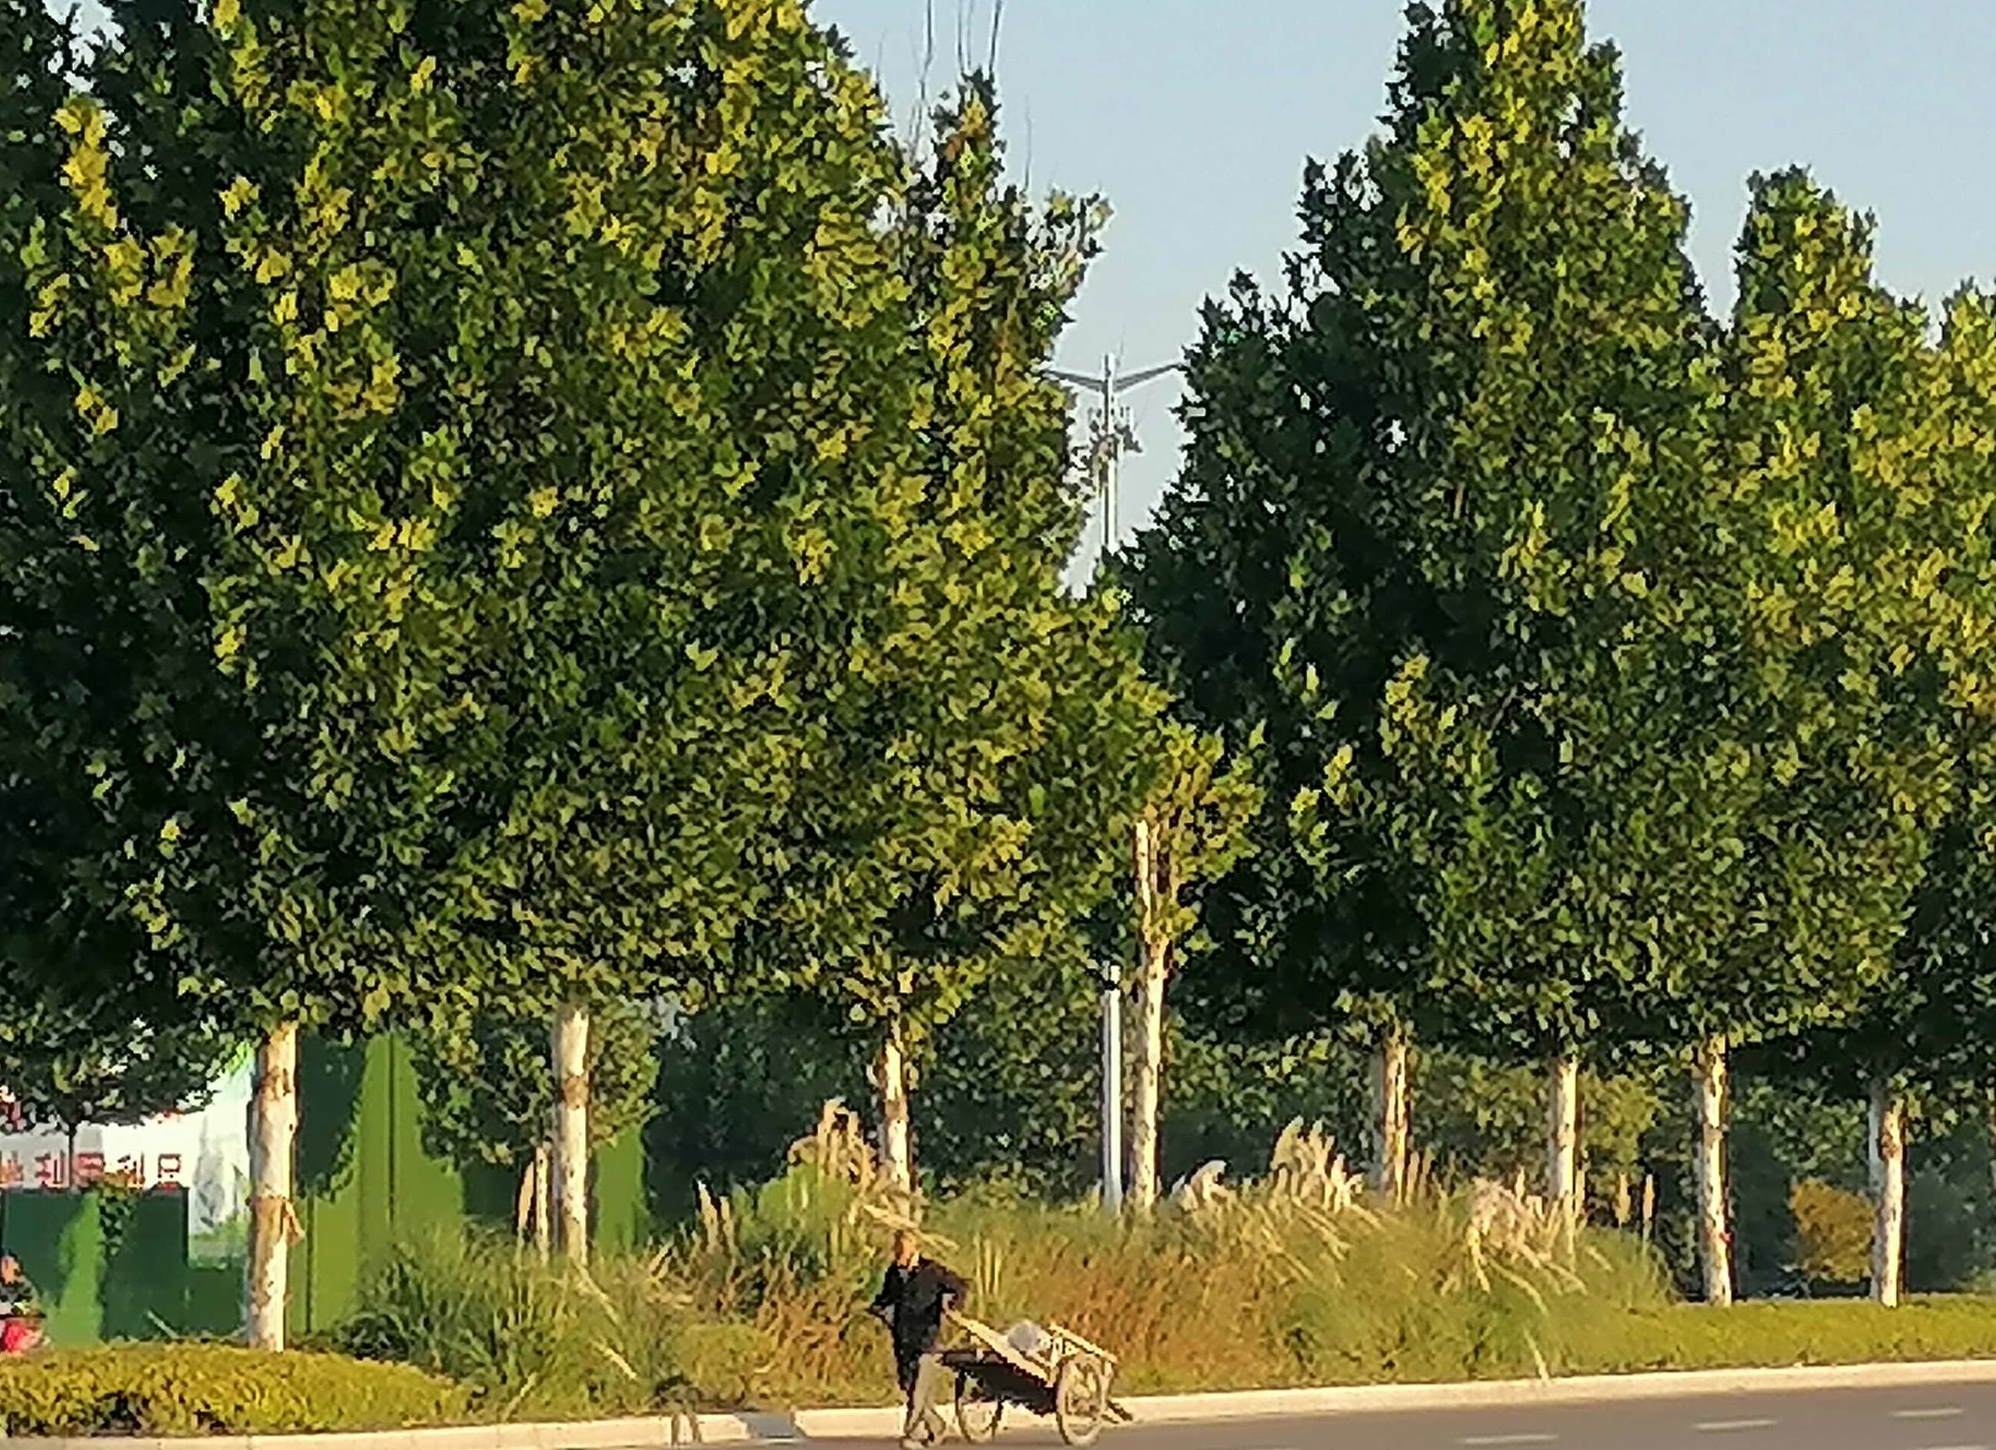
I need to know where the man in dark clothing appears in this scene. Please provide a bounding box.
[868,1229,967,1447]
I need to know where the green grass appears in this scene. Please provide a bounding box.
[332,1141,1996,1416]
[322,1119,1996,1419]
[1556,1297,1996,1376]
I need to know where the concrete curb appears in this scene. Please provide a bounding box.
[1115,1357,1996,1425]
[12,1358,1996,1447]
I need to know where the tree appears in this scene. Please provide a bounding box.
[1124,255,1431,1206]
[1599,173,1962,1303]
[410,999,661,1256]
[4,0,490,1345]
[1125,721,1260,1213]
[1134,0,1715,1215]
[13,0,961,1334]
[1751,260,1996,1305]
[759,84,1162,1195]
[0,983,237,1164]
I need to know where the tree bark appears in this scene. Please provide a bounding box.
[1368,1021,1411,1204]
[1868,1078,1906,1308]
[1546,1053,1580,1220]
[1127,933,1168,1215]
[515,1153,534,1245]
[533,1139,552,1263]
[549,1003,590,1264]
[876,1023,913,1194]
[1127,816,1171,1215]
[1692,1035,1733,1306]
[246,1020,299,1350]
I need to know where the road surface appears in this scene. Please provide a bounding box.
[847,1380,1996,1450]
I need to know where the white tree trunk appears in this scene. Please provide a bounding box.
[245,1020,299,1350]
[515,1154,534,1244]
[876,1024,913,1194]
[533,1140,552,1263]
[1547,1053,1580,1220]
[1127,934,1168,1215]
[1692,1036,1733,1306]
[550,1003,590,1264]
[1368,1022,1411,1204]
[1869,1079,1906,1308]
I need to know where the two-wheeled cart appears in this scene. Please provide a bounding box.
[939,1314,1129,1446]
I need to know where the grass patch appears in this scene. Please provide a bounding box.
[330,1116,1996,1418]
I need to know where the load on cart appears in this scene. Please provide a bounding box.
[939,1314,1128,1446]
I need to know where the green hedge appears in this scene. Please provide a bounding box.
[0,1344,469,1435]
[1557,1297,1996,1376]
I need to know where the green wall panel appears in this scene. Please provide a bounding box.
[0,1192,189,1346]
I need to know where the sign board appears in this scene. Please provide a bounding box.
[0,1056,252,1245]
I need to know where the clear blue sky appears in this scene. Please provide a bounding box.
[818,1,1996,574]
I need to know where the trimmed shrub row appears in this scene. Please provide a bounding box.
[0,1343,469,1436]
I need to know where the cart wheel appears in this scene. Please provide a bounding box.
[954,1372,1004,1444]
[1054,1356,1109,1447]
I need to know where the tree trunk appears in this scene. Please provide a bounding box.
[533,1140,552,1263]
[1368,1021,1411,1204]
[1869,1079,1906,1308]
[514,1154,534,1246]
[876,1023,913,1194]
[1127,934,1168,1215]
[1127,815,1169,1216]
[1546,1053,1580,1220]
[1692,1036,1732,1306]
[246,1020,299,1350]
[549,1003,590,1264]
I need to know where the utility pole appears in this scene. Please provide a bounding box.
[1099,960,1123,1214]
[1049,354,1179,1216]
[1049,354,1181,565]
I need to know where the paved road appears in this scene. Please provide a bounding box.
[846,1381,1996,1450]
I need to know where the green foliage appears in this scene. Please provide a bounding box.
[412,1000,660,1173]
[764,84,1162,1064]
[0,1005,237,1138]
[1131,720,1263,974]
[1790,1179,1872,1286]
[340,1151,1996,1412]
[1565,1297,1996,1372]
[0,1344,466,1434]
[337,1230,760,1419]
[1418,1056,1662,1199]
[1128,0,1721,1068]
[0,0,253,1127]
[1,0,472,1047]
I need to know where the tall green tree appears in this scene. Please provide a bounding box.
[4,0,474,1345]
[1134,0,1716,1209]
[11,0,948,1333]
[1125,721,1260,1213]
[1750,262,1996,1305]
[1654,174,1959,1302]
[759,85,1163,1193]
[1125,246,1431,1205]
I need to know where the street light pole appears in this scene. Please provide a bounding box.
[1048,354,1181,566]
[1100,965,1124,1214]
[1048,353,1179,1216]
